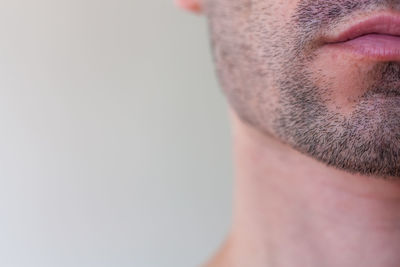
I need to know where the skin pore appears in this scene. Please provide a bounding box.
[177,0,400,266]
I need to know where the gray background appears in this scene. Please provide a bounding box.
[0,0,232,266]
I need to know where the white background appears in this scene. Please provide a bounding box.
[0,0,232,266]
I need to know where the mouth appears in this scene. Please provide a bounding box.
[324,14,400,61]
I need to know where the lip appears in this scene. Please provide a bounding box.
[324,14,400,61]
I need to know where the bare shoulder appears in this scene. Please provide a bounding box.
[202,239,233,267]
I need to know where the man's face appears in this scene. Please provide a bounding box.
[206,0,400,178]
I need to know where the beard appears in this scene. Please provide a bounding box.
[275,61,400,178]
[208,0,400,178]
[272,0,400,178]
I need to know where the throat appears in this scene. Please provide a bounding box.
[216,114,400,267]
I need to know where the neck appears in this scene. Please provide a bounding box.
[208,114,400,267]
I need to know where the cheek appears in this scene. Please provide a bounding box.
[309,48,377,116]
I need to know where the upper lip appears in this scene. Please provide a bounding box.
[326,14,400,44]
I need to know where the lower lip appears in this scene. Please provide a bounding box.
[326,34,400,61]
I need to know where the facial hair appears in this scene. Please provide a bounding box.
[274,0,400,178]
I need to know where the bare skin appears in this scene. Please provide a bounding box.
[177,0,400,266]
[206,112,400,266]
